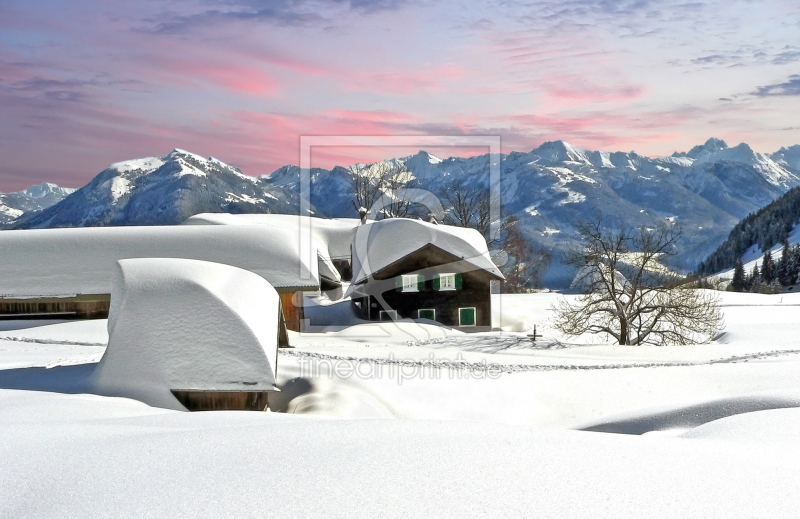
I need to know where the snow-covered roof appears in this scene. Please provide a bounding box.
[0,225,333,298]
[348,218,503,289]
[183,213,361,261]
[91,258,279,410]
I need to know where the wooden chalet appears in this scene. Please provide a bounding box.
[346,218,503,330]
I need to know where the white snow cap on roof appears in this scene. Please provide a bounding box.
[0,225,330,298]
[183,213,361,262]
[91,258,280,410]
[349,218,503,287]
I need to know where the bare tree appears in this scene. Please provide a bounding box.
[500,215,552,292]
[349,162,383,215]
[439,175,512,248]
[441,177,490,232]
[553,219,723,345]
[349,161,419,219]
[380,161,417,219]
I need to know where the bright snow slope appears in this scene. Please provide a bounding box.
[2,291,800,517]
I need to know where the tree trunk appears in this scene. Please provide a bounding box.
[619,317,628,345]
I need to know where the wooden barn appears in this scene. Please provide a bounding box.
[0,224,342,336]
[346,218,503,331]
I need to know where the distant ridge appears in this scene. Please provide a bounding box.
[0,183,75,226]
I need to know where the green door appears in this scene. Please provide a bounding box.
[458,307,476,326]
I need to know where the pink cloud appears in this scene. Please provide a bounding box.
[0,60,36,82]
[233,46,330,77]
[322,108,419,124]
[342,63,467,95]
[536,74,646,104]
[146,56,276,95]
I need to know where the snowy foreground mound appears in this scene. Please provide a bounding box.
[92,258,280,410]
[2,390,800,518]
[2,291,800,517]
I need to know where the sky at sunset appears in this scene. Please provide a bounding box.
[1,0,799,191]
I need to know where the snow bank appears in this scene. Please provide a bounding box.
[91,258,280,410]
[682,407,800,442]
[3,390,800,518]
[579,394,800,434]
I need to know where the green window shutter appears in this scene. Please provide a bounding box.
[417,274,425,291]
[433,274,440,291]
[459,307,475,326]
[455,273,463,289]
[396,276,403,292]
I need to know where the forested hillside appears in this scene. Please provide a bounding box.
[696,186,800,276]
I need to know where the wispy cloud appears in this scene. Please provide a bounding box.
[753,74,800,96]
[774,49,800,65]
[149,0,410,32]
[684,45,800,69]
[143,57,277,95]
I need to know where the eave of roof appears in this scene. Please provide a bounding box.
[353,243,504,284]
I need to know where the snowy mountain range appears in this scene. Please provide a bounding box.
[0,183,75,226]
[12,149,302,229]
[6,139,800,286]
[264,138,800,283]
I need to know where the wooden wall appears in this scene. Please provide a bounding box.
[0,295,111,319]
[372,271,493,329]
[279,291,304,332]
[171,390,271,411]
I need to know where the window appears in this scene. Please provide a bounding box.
[398,274,422,292]
[458,307,476,327]
[380,310,398,321]
[439,273,456,291]
[417,309,436,321]
[434,273,462,291]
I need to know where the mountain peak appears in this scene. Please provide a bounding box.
[109,156,165,174]
[673,138,729,159]
[167,148,207,162]
[23,182,75,199]
[531,140,592,165]
[406,150,443,165]
[702,137,729,151]
[770,145,800,171]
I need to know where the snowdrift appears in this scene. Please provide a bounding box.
[91,258,280,410]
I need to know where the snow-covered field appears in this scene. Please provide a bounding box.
[2,292,800,517]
